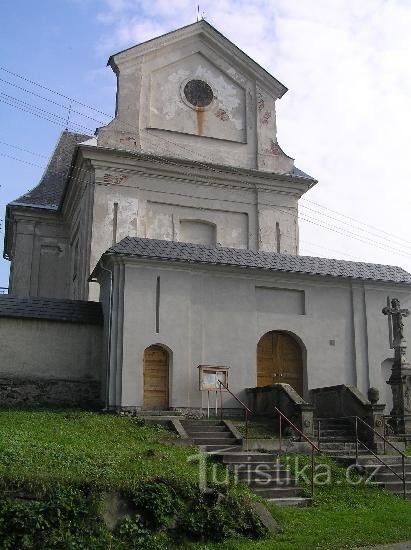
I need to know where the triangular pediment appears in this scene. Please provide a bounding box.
[108,20,287,99]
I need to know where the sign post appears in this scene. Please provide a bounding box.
[198,365,230,418]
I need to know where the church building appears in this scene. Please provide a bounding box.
[2,21,411,413]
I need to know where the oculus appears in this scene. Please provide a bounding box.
[183,79,213,108]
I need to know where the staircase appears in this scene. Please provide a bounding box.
[181,419,311,506]
[315,418,380,457]
[182,419,242,453]
[315,417,411,498]
[358,455,411,499]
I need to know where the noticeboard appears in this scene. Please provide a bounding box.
[198,365,230,391]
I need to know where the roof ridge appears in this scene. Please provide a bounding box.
[99,237,411,284]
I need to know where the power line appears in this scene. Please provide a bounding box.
[0,152,44,169]
[0,77,110,125]
[300,203,411,253]
[300,198,411,247]
[0,66,112,118]
[0,95,94,134]
[0,140,48,159]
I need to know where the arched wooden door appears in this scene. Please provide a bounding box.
[257,331,303,395]
[143,345,169,409]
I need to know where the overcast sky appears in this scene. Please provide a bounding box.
[1,0,411,289]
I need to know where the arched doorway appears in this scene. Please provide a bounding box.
[143,345,169,409]
[257,331,303,395]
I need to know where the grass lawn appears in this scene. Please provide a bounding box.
[0,409,265,548]
[0,410,410,549]
[0,408,199,489]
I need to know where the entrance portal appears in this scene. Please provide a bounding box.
[257,331,303,395]
[143,345,169,409]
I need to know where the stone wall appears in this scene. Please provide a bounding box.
[0,317,103,408]
[0,377,101,409]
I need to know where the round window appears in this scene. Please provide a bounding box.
[183,79,214,108]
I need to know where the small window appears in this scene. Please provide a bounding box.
[179,220,216,246]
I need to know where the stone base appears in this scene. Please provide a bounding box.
[0,377,102,409]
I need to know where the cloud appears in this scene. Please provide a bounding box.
[94,0,411,270]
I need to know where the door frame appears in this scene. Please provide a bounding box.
[142,343,171,410]
[256,330,307,397]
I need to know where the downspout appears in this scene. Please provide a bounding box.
[98,260,113,410]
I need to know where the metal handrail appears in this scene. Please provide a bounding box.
[356,416,407,458]
[218,380,252,451]
[383,414,411,441]
[274,406,320,497]
[354,416,408,499]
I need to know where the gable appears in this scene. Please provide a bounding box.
[97,20,296,174]
[148,52,246,143]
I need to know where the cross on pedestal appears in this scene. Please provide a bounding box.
[382,297,411,435]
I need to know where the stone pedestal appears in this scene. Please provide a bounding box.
[387,362,411,435]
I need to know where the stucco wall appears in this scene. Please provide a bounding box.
[9,213,70,299]
[103,259,411,412]
[0,318,103,407]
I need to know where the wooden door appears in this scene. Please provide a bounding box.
[257,332,303,395]
[143,345,169,409]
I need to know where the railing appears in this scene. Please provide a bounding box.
[218,380,253,451]
[383,414,411,442]
[316,415,408,500]
[354,416,408,500]
[275,406,320,497]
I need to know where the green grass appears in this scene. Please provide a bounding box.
[193,454,411,550]
[229,417,278,439]
[0,409,199,490]
[0,409,264,548]
[0,410,410,549]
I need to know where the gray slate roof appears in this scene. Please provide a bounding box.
[104,237,411,284]
[9,131,91,210]
[0,296,103,325]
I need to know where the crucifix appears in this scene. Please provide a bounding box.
[382,297,409,361]
[382,297,411,434]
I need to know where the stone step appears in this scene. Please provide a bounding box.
[236,468,292,479]
[365,464,411,475]
[184,425,229,433]
[181,420,226,427]
[252,486,306,498]
[193,437,239,446]
[223,453,278,464]
[373,473,411,482]
[314,418,353,430]
[357,456,411,466]
[315,431,354,438]
[203,445,243,454]
[319,441,357,446]
[244,477,298,489]
[188,431,234,439]
[138,410,183,416]
[231,465,287,474]
[376,480,411,491]
[267,497,312,507]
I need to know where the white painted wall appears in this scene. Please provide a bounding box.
[100,259,411,412]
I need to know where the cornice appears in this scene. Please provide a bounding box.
[92,254,411,291]
[77,145,316,198]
